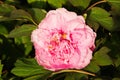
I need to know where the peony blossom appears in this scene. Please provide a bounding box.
[31,8,96,71]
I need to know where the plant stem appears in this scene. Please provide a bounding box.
[50,69,96,77]
[85,0,107,12]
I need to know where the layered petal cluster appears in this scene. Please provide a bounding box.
[31,8,96,71]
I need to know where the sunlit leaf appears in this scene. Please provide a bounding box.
[112,78,120,80]
[0,24,8,36]
[94,78,103,80]
[28,8,46,24]
[0,60,3,77]
[87,19,99,32]
[0,4,15,16]
[69,0,91,9]
[8,24,36,38]
[24,73,51,80]
[47,0,66,8]
[84,60,100,73]
[11,58,52,77]
[107,0,120,14]
[65,73,87,80]
[114,58,120,67]
[10,9,32,20]
[107,0,120,31]
[0,16,12,22]
[88,7,114,31]
[15,36,32,56]
[93,47,113,66]
[27,0,47,8]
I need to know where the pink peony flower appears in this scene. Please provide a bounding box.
[31,8,96,71]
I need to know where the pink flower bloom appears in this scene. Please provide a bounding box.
[31,8,96,71]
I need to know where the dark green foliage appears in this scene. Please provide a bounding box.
[0,0,120,80]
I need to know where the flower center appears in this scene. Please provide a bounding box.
[48,31,68,50]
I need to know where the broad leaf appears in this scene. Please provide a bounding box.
[69,0,91,9]
[112,78,120,80]
[0,24,8,36]
[24,73,51,80]
[93,47,113,66]
[27,0,46,8]
[8,24,36,38]
[10,9,32,20]
[84,60,100,73]
[107,0,120,14]
[104,32,120,67]
[88,7,114,31]
[15,36,32,56]
[65,73,87,80]
[87,19,99,32]
[107,0,120,31]
[0,60,3,77]
[114,58,120,67]
[9,9,37,25]
[47,0,66,8]
[28,8,46,24]
[0,4,15,16]
[11,58,52,78]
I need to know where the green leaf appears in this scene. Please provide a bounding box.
[15,36,32,56]
[47,0,66,8]
[87,19,99,32]
[28,8,46,24]
[0,16,12,22]
[10,9,32,20]
[24,73,51,80]
[84,60,100,73]
[112,78,120,80]
[0,4,16,16]
[27,0,47,8]
[69,0,91,9]
[65,73,87,80]
[0,60,3,77]
[9,9,38,25]
[0,24,8,36]
[94,78,103,80]
[93,46,113,66]
[107,0,120,14]
[11,58,52,78]
[8,24,36,38]
[88,7,114,31]
[114,58,120,67]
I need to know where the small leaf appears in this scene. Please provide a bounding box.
[47,0,66,8]
[8,24,36,38]
[88,7,114,31]
[11,58,52,77]
[28,8,46,24]
[69,0,91,9]
[93,46,113,66]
